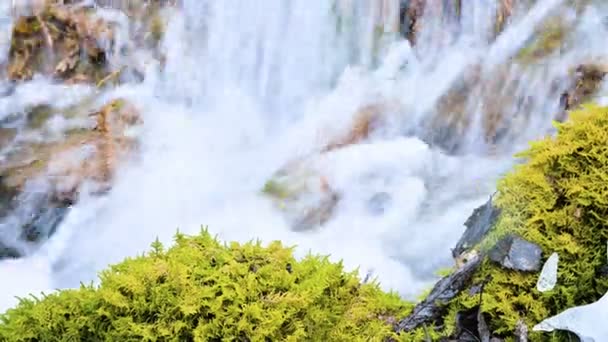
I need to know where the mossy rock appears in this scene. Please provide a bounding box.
[516,17,567,64]
[0,229,413,341]
[7,4,114,83]
[439,104,608,340]
[0,98,141,259]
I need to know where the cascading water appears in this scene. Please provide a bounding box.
[0,0,607,317]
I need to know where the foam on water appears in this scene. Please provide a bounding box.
[0,0,606,314]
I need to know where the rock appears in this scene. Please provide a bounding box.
[515,16,567,64]
[262,103,391,231]
[262,160,339,232]
[367,192,392,215]
[557,64,607,121]
[488,235,542,272]
[0,128,16,150]
[0,176,18,218]
[452,196,501,260]
[321,104,384,153]
[7,2,115,82]
[599,264,608,278]
[0,82,15,97]
[395,254,482,332]
[515,319,528,342]
[26,104,54,129]
[0,98,141,258]
[20,201,69,242]
[536,252,559,292]
[0,241,20,259]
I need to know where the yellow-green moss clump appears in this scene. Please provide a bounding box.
[0,229,412,341]
[446,104,608,340]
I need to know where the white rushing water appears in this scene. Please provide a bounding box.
[1,0,607,314]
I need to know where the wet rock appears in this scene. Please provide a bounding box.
[26,104,54,129]
[400,0,426,45]
[395,254,482,332]
[452,196,501,259]
[321,104,384,153]
[0,241,20,259]
[495,0,514,36]
[399,0,461,46]
[0,177,18,218]
[488,235,542,272]
[0,128,17,150]
[558,64,607,120]
[516,17,567,64]
[20,203,70,242]
[7,2,115,82]
[262,103,391,231]
[0,82,15,97]
[0,98,141,258]
[262,161,339,232]
[367,192,392,215]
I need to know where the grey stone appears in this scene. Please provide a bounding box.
[489,235,542,272]
[453,195,501,259]
[599,264,608,278]
[0,241,21,259]
[515,319,529,342]
[367,192,392,215]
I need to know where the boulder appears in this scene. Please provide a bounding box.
[262,160,339,232]
[262,104,388,231]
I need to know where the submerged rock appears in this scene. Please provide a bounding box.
[262,103,389,231]
[367,191,392,215]
[262,160,339,232]
[488,235,542,272]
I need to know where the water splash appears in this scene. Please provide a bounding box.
[0,0,607,313]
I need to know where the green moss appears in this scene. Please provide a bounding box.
[516,18,567,64]
[0,228,413,341]
[262,179,291,199]
[444,104,608,340]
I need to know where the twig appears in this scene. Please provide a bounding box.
[36,15,54,51]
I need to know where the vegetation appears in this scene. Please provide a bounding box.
[3,103,608,342]
[443,104,608,340]
[0,229,412,341]
[2,1,608,341]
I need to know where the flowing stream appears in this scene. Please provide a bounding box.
[1,0,607,314]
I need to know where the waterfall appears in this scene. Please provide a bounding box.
[1,0,606,313]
